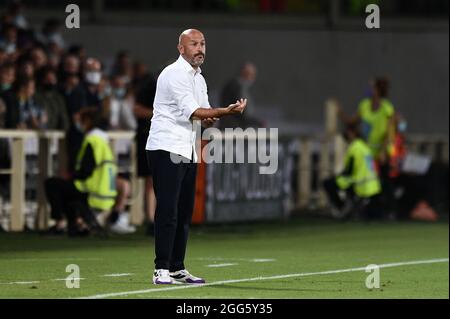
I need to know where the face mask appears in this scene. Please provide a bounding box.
[75,121,84,133]
[113,88,126,99]
[1,83,11,90]
[48,33,64,47]
[398,121,407,133]
[98,86,112,100]
[85,71,101,85]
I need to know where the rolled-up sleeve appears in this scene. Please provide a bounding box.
[168,73,201,120]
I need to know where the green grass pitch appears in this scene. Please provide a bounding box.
[0,217,448,299]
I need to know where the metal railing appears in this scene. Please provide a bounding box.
[0,130,144,232]
[0,100,448,231]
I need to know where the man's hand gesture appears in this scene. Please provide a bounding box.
[226,98,247,115]
[201,117,219,128]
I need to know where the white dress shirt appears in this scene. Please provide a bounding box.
[146,55,210,161]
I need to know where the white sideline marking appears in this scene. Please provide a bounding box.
[52,278,85,281]
[5,258,102,262]
[103,273,133,277]
[79,258,449,299]
[251,259,276,263]
[206,263,238,268]
[196,257,276,263]
[0,281,40,285]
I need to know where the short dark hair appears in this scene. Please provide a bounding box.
[344,122,361,139]
[0,62,15,72]
[79,107,101,127]
[375,77,389,98]
[36,65,56,83]
[14,75,34,92]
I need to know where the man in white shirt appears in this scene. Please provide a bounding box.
[147,28,247,285]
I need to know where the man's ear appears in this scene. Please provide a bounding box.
[177,44,184,55]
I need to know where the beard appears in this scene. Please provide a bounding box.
[189,53,205,67]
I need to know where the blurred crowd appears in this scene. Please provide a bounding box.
[0,2,162,170]
[0,2,164,235]
[0,1,264,235]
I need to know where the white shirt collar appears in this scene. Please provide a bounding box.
[177,55,202,75]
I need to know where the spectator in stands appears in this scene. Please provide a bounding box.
[0,23,17,54]
[131,61,149,93]
[34,66,69,130]
[60,71,87,175]
[104,74,136,130]
[323,122,383,220]
[82,57,104,112]
[0,23,19,61]
[36,18,65,49]
[44,107,134,236]
[110,51,132,85]
[29,46,48,73]
[58,54,81,84]
[0,96,5,127]
[16,57,34,79]
[4,76,47,129]
[63,57,106,175]
[0,47,7,65]
[67,44,87,64]
[218,62,262,129]
[5,1,29,31]
[47,49,60,70]
[0,62,15,94]
[133,70,158,236]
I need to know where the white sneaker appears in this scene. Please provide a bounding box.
[109,214,136,234]
[170,269,206,284]
[153,269,172,285]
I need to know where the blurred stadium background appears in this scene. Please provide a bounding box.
[0,0,448,299]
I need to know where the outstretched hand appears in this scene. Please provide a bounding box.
[227,98,247,115]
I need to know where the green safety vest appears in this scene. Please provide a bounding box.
[336,138,381,198]
[358,98,394,158]
[74,130,117,211]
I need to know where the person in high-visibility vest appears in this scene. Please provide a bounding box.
[45,107,133,236]
[323,123,382,220]
[337,76,396,216]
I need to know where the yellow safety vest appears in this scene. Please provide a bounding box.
[358,98,394,158]
[336,139,381,198]
[74,130,117,211]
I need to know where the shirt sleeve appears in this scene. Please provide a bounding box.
[357,98,368,118]
[340,155,354,177]
[167,72,201,120]
[383,100,394,117]
[73,143,96,181]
